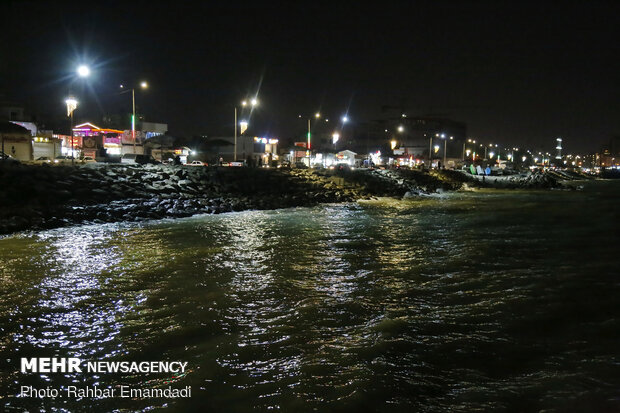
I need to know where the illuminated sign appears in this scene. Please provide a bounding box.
[254,137,279,145]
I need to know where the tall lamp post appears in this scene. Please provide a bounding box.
[234,98,258,162]
[433,133,448,169]
[306,112,321,165]
[64,65,90,165]
[120,81,148,154]
[429,134,434,168]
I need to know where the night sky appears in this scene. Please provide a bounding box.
[1,0,619,153]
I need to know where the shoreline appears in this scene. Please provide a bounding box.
[0,163,583,236]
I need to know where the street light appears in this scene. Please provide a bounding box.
[332,132,340,146]
[65,64,90,165]
[305,112,321,161]
[65,97,78,164]
[77,65,90,78]
[234,98,258,161]
[120,81,148,154]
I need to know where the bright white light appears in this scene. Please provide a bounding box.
[65,97,78,116]
[140,81,148,88]
[77,65,90,77]
[315,112,321,118]
[397,125,404,132]
[342,116,348,123]
[332,133,340,144]
[251,98,258,106]
[489,151,495,158]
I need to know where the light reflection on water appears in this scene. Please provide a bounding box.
[0,183,619,412]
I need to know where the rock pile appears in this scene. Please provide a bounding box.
[0,163,564,235]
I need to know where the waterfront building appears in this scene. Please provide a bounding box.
[387,115,467,167]
[0,121,33,161]
[72,122,145,158]
[197,136,279,165]
[141,122,168,139]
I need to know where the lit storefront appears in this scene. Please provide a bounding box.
[253,137,279,166]
[33,136,62,159]
[72,122,125,157]
[53,134,82,157]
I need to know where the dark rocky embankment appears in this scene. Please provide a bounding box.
[0,163,564,235]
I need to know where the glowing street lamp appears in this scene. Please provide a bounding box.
[332,132,340,145]
[120,81,148,153]
[234,98,258,161]
[65,65,90,164]
[77,65,90,78]
[65,97,78,163]
[306,112,321,155]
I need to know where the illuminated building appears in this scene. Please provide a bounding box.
[72,122,145,157]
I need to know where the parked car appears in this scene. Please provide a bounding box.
[0,152,20,164]
[34,156,53,164]
[120,154,159,165]
[54,155,76,165]
[81,156,97,164]
[189,160,206,166]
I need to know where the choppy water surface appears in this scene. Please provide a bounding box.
[1,182,619,412]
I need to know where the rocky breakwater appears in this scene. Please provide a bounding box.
[463,170,563,189]
[0,163,565,235]
[334,167,485,196]
[0,163,378,235]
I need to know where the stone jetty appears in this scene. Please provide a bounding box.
[0,163,567,235]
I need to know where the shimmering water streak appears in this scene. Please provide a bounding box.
[1,182,618,412]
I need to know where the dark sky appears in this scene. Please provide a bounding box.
[1,0,619,153]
